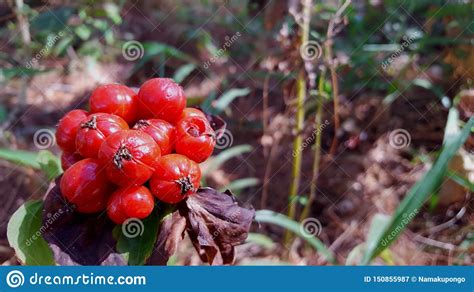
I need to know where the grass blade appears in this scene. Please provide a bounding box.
[361,112,473,264]
[211,88,250,115]
[255,210,336,263]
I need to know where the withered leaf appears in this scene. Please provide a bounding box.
[146,210,186,265]
[202,109,227,138]
[41,177,125,266]
[183,188,255,265]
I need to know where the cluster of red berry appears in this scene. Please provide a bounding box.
[55,78,216,224]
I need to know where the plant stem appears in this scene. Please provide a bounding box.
[300,70,325,221]
[326,0,351,156]
[285,0,311,244]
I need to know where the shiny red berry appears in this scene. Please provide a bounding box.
[180,107,206,120]
[107,186,154,224]
[60,158,113,213]
[137,78,186,123]
[75,113,129,158]
[56,109,88,152]
[175,116,215,163]
[98,130,161,186]
[133,119,176,155]
[89,84,138,124]
[150,154,201,204]
[60,151,83,171]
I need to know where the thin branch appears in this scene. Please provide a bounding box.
[325,0,351,156]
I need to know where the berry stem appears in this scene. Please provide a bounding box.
[175,176,194,195]
[113,144,132,169]
[81,116,97,129]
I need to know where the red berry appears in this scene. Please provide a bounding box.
[180,107,206,120]
[56,109,88,152]
[98,130,161,186]
[107,186,154,224]
[175,116,215,163]
[133,119,176,155]
[60,158,113,213]
[60,151,83,171]
[150,154,201,204]
[75,113,129,158]
[89,84,138,124]
[137,78,186,123]
[106,191,127,224]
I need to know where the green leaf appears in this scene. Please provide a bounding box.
[0,105,6,123]
[211,88,251,115]
[0,148,41,169]
[361,112,474,264]
[37,150,63,180]
[31,7,75,33]
[75,25,92,41]
[219,177,260,193]
[446,170,474,192]
[132,42,195,74]
[173,63,196,83]
[53,34,75,56]
[245,233,276,249]
[115,208,161,265]
[103,3,122,25]
[7,201,56,265]
[201,145,252,177]
[0,67,48,80]
[0,149,62,179]
[360,213,390,265]
[254,210,336,263]
[201,90,218,113]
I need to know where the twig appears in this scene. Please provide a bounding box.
[413,234,457,251]
[262,74,270,157]
[325,0,351,156]
[300,69,325,220]
[260,133,282,209]
[427,206,466,235]
[329,220,358,252]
